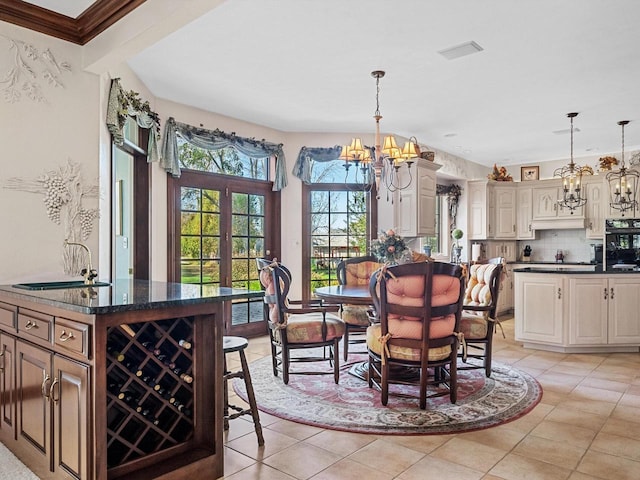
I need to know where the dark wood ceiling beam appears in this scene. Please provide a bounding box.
[0,0,147,45]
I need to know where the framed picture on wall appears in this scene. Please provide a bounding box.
[521,166,539,181]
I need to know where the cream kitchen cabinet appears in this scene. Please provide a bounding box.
[467,181,517,240]
[584,178,605,239]
[391,160,441,237]
[496,263,513,316]
[515,273,564,345]
[487,241,517,262]
[568,276,640,345]
[516,186,535,240]
[531,180,585,229]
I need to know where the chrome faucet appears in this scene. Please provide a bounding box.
[64,239,98,284]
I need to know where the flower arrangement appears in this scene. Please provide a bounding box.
[598,156,618,171]
[371,229,412,264]
[487,164,513,182]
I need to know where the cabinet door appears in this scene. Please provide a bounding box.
[416,166,437,236]
[515,274,564,344]
[0,332,16,440]
[16,340,52,465]
[608,277,640,344]
[568,278,608,345]
[468,182,488,240]
[532,187,559,219]
[395,188,417,237]
[52,355,90,480]
[585,181,605,239]
[517,187,535,239]
[493,187,517,239]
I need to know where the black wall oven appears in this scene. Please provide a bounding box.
[605,218,640,271]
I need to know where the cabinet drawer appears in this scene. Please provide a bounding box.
[18,309,52,343]
[0,302,17,330]
[54,318,89,358]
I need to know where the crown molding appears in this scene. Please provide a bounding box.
[0,0,146,45]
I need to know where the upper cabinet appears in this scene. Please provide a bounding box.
[516,186,535,239]
[391,160,441,237]
[531,179,586,230]
[584,176,606,239]
[468,180,516,240]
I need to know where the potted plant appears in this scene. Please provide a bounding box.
[452,229,464,263]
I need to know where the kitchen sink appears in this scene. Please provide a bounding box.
[12,281,111,290]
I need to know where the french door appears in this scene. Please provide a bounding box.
[168,170,279,336]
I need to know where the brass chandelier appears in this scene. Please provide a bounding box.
[553,112,591,214]
[606,120,639,217]
[340,71,420,199]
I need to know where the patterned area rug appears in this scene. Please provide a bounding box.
[233,352,542,435]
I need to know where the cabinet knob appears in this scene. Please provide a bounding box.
[557,288,562,299]
[610,288,614,299]
[604,288,608,300]
[0,346,4,372]
[24,320,38,330]
[49,377,59,403]
[59,330,75,342]
[41,371,51,399]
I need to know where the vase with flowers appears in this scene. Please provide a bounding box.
[371,229,412,265]
[451,228,464,264]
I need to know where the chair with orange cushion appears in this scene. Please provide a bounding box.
[257,258,345,384]
[457,260,503,377]
[366,261,464,409]
[336,255,383,360]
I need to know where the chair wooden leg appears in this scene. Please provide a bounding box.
[450,345,458,404]
[343,327,349,361]
[239,348,265,446]
[333,338,340,384]
[282,345,290,385]
[419,359,428,410]
[381,360,389,406]
[368,354,374,388]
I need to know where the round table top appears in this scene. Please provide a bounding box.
[314,284,372,305]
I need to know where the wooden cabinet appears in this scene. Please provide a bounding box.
[394,160,440,237]
[585,178,605,239]
[467,181,516,240]
[0,331,16,439]
[15,338,90,480]
[515,273,564,345]
[516,186,535,239]
[496,263,513,316]
[607,276,640,344]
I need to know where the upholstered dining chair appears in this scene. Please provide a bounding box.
[366,261,465,409]
[336,255,383,360]
[458,260,504,377]
[256,258,345,384]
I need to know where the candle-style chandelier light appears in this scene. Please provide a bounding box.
[340,71,420,200]
[553,112,592,214]
[606,120,639,217]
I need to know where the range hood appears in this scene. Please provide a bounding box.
[530,218,586,230]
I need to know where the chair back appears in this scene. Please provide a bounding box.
[463,262,503,319]
[370,262,464,344]
[256,258,291,327]
[487,256,505,265]
[337,255,383,286]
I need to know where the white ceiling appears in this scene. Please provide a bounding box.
[30,0,640,167]
[23,0,96,19]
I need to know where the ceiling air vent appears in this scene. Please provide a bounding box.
[438,41,484,60]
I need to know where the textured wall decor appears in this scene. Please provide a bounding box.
[4,160,99,275]
[0,34,72,103]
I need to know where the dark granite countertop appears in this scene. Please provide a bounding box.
[507,261,596,265]
[0,279,264,315]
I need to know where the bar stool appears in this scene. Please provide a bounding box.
[223,336,264,445]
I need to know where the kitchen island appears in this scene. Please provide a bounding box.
[514,268,640,353]
[0,280,263,480]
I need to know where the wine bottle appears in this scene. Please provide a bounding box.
[117,391,139,406]
[180,373,193,384]
[178,339,192,350]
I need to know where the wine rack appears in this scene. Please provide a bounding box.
[106,316,195,468]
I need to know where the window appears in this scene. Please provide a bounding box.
[301,157,376,300]
[177,138,268,180]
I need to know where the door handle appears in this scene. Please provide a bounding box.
[604,288,608,300]
[24,320,38,330]
[49,377,59,403]
[557,288,561,299]
[0,346,4,372]
[41,371,51,399]
[610,287,614,299]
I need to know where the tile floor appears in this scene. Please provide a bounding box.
[221,317,640,480]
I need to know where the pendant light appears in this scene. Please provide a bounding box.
[606,120,639,217]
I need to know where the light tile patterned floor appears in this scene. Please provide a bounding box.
[221,318,640,480]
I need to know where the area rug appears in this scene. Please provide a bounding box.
[233,353,542,435]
